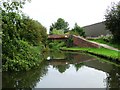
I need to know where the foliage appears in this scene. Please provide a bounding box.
[21,17,47,46]
[49,18,69,34]
[101,34,113,42]
[88,35,120,50]
[61,47,120,61]
[2,1,47,71]
[105,2,120,43]
[70,23,86,37]
[48,40,66,50]
[2,40,43,71]
[51,28,64,35]
[66,35,73,47]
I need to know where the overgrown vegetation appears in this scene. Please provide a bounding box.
[2,1,47,71]
[70,23,86,37]
[105,1,120,43]
[51,29,64,35]
[21,17,47,46]
[88,35,120,50]
[48,40,66,51]
[61,47,120,61]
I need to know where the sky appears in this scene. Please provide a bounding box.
[22,0,120,33]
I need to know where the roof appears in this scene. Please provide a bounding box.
[82,21,105,28]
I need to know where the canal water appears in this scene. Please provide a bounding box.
[2,51,120,88]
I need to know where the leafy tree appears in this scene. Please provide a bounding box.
[21,17,47,46]
[2,1,27,65]
[70,23,86,37]
[50,18,69,34]
[105,2,120,43]
[51,28,64,35]
[2,1,47,71]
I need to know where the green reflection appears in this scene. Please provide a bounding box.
[106,65,120,89]
[53,64,70,73]
[74,63,83,71]
[2,61,48,88]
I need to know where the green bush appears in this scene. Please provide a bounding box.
[49,40,66,50]
[2,40,42,71]
[70,23,86,37]
[2,1,47,71]
[52,29,64,35]
[99,35,113,42]
[21,18,47,46]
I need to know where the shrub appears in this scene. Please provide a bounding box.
[2,1,47,71]
[2,40,42,71]
[52,29,64,35]
[70,23,86,37]
[21,18,47,46]
[48,40,66,50]
[105,2,120,43]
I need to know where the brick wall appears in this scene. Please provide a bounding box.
[72,35,100,48]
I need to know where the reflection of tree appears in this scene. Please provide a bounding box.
[106,65,120,89]
[50,51,66,60]
[2,61,48,88]
[53,64,70,73]
[74,63,83,71]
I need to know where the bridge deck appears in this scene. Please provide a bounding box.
[48,34,69,40]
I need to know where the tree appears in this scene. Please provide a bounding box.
[49,18,69,34]
[105,2,120,43]
[2,1,47,71]
[2,1,28,64]
[70,23,86,37]
[21,17,47,46]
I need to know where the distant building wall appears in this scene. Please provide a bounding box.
[83,21,111,37]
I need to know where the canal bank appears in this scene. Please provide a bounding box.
[60,47,120,63]
[2,51,120,88]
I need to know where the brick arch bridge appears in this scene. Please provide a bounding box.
[48,34,100,48]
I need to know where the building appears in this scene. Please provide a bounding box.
[83,21,111,37]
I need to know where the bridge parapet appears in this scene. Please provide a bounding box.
[48,34,70,40]
[72,35,100,48]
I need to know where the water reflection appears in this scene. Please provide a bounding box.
[2,61,48,88]
[106,66,120,88]
[2,51,120,88]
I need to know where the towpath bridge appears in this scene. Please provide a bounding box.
[48,34,100,48]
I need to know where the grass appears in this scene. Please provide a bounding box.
[88,38,120,50]
[61,47,120,62]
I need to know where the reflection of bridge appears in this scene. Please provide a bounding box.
[47,58,114,73]
[47,53,96,65]
[48,34,100,48]
[48,58,96,66]
[47,52,116,73]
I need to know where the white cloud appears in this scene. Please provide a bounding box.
[22,0,120,33]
